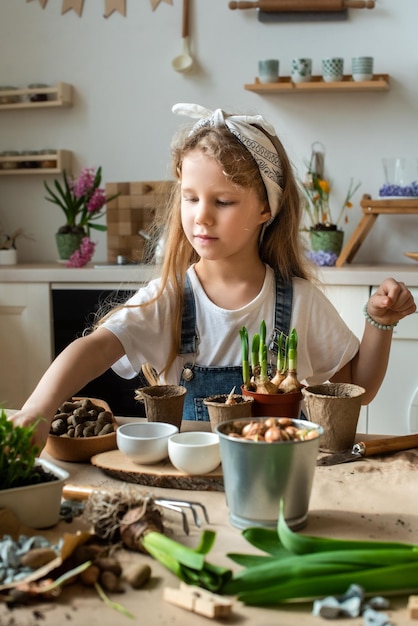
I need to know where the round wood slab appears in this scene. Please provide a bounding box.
[90,449,224,491]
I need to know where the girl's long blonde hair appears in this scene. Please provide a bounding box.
[101,120,315,379]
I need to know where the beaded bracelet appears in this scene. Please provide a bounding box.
[363,303,398,331]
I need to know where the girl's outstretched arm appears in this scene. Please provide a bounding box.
[9,327,125,450]
[331,278,416,404]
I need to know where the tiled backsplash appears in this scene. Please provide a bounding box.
[105,180,175,263]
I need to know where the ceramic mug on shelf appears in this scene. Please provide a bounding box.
[322,57,344,82]
[258,59,279,84]
[291,57,312,83]
[352,56,374,82]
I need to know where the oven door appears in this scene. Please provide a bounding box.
[52,288,146,417]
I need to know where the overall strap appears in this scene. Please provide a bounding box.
[179,273,199,355]
[268,271,293,356]
[179,271,293,357]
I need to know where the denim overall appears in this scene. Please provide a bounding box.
[179,272,293,421]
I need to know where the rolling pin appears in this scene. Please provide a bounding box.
[229,0,375,11]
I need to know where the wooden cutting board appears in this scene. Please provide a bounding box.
[91,450,224,492]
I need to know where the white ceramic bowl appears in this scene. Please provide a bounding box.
[168,431,221,475]
[116,422,179,465]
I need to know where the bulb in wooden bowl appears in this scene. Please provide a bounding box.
[44,397,117,463]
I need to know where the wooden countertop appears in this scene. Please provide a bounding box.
[0,262,417,286]
[1,418,416,625]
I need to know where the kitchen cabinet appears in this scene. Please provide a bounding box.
[244,74,389,94]
[0,283,52,409]
[322,281,418,436]
[319,284,369,433]
[366,287,418,436]
[0,82,73,175]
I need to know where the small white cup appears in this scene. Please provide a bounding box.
[258,59,279,84]
[352,56,374,82]
[322,57,344,82]
[291,57,312,83]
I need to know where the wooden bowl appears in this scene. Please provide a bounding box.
[44,397,117,463]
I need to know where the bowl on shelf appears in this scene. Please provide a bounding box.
[44,397,117,463]
[116,421,179,465]
[168,431,221,475]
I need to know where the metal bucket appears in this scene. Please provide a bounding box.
[215,417,323,530]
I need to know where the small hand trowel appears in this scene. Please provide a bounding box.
[317,433,418,466]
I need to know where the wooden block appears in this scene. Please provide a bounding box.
[408,596,418,619]
[118,196,132,210]
[105,182,120,195]
[164,583,233,619]
[118,222,133,236]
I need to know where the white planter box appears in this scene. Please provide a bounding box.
[0,458,68,528]
[0,249,17,265]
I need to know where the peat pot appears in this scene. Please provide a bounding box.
[203,394,254,431]
[0,458,69,529]
[216,417,323,530]
[302,383,365,452]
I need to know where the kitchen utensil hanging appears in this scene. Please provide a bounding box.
[172,0,193,72]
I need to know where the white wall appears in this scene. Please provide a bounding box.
[1,0,417,264]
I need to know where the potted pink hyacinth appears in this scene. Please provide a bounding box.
[44,166,118,266]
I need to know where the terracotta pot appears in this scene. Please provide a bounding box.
[241,385,303,418]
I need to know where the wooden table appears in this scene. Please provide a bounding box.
[1,419,417,625]
[337,194,418,266]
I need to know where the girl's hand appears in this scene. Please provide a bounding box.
[9,409,52,452]
[367,278,416,327]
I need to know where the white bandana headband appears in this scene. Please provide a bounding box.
[172,103,283,222]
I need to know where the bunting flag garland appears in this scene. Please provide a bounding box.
[150,0,173,9]
[26,0,48,7]
[104,0,126,17]
[61,0,85,15]
[26,0,172,13]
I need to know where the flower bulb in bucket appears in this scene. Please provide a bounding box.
[215,417,323,530]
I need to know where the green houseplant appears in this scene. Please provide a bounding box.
[300,144,361,267]
[44,166,118,265]
[0,408,68,528]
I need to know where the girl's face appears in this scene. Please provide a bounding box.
[180,149,270,262]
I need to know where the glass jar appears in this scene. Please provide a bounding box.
[0,151,20,170]
[27,83,49,102]
[39,149,57,169]
[21,150,40,169]
[0,87,19,105]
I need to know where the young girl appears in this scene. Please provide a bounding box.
[11,103,416,446]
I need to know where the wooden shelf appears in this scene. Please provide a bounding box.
[337,194,418,266]
[245,74,390,93]
[0,82,73,109]
[0,150,72,175]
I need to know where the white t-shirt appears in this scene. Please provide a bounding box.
[102,265,359,386]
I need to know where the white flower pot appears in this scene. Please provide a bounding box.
[0,458,69,529]
[0,249,18,265]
